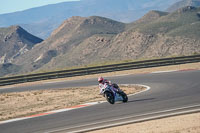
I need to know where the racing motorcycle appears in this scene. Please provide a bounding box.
[100,83,128,104]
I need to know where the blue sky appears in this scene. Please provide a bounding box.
[0,0,80,14]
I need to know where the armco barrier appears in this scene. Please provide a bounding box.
[0,54,200,86]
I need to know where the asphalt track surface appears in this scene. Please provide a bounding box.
[0,70,200,133]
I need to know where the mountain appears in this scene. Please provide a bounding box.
[167,0,200,12]
[115,6,200,59]
[9,7,200,75]
[0,0,180,39]
[12,16,125,72]
[0,26,43,64]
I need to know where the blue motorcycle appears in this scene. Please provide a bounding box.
[101,84,128,104]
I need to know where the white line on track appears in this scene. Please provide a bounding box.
[151,70,178,73]
[0,86,15,90]
[123,84,151,97]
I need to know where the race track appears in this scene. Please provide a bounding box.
[0,70,200,133]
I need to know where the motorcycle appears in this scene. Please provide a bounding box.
[100,83,128,104]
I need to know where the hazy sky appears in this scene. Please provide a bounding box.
[0,0,80,14]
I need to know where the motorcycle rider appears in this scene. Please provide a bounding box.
[98,77,120,95]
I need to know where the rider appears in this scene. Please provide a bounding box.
[98,77,120,95]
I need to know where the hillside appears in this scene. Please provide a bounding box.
[0,26,43,64]
[135,6,200,39]
[0,0,180,39]
[167,0,200,12]
[0,63,20,77]
[7,7,199,75]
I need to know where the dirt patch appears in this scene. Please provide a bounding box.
[0,85,145,121]
[88,113,200,133]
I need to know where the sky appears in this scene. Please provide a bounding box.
[0,0,80,14]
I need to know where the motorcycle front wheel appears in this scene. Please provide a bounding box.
[121,92,128,103]
[105,91,115,104]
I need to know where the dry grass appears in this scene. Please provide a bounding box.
[0,85,144,121]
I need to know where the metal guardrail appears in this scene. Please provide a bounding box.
[0,54,200,86]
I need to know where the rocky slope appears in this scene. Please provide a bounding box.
[0,26,43,64]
